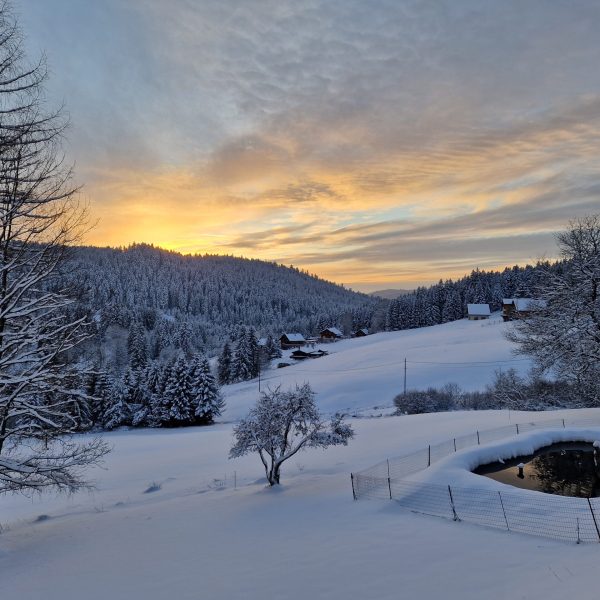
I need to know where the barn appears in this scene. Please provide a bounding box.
[467,303,491,320]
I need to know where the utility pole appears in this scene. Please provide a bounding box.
[404,357,407,395]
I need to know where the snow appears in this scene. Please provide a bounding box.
[2,316,597,599]
[281,333,306,342]
[467,303,491,316]
[224,315,528,420]
[322,326,343,337]
[3,408,600,599]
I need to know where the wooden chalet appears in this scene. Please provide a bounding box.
[319,327,343,341]
[502,298,546,321]
[354,328,369,337]
[467,303,491,320]
[279,333,306,349]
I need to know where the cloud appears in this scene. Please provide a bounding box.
[16,0,600,288]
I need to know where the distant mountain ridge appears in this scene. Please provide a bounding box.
[55,244,379,369]
[369,288,413,299]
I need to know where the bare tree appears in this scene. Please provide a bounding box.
[230,384,353,486]
[0,3,109,496]
[507,215,600,405]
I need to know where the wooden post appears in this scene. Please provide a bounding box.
[498,491,509,530]
[476,431,480,445]
[351,473,357,500]
[388,476,392,500]
[448,485,459,521]
[427,445,431,467]
[562,418,565,428]
[516,423,519,435]
[587,498,600,542]
[453,438,457,452]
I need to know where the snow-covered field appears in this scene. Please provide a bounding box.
[223,314,528,420]
[3,318,598,600]
[3,409,600,600]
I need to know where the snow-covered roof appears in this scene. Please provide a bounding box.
[504,298,547,311]
[322,327,343,337]
[357,328,369,334]
[467,303,491,316]
[514,298,546,311]
[281,333,306,342]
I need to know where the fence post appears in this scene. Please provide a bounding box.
[387,458,390,479]
[351,473,357,500]
[577,517,581,544]
[498,491,509,530]
[587,498,600,542]
[388,476,392,500]
[562,418,565,428]
[516,423,519,435]
[428,445,431,467]
[448,485,460,521]
[476,431,480,445]
[453,438,457,452]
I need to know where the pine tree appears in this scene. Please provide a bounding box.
[102,378,132,430]
[247,327,260,378]
[218,341,233,384]
[190,355,224,425]
[233,326,252,382]
[164,355,194,426]
[127,322,148,370]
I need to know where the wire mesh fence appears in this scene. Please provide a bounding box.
[351,414,600,543]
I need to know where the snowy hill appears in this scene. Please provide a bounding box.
[223,313,528,420]
[3,407,600,600]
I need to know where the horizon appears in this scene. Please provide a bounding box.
[17,1,600,291]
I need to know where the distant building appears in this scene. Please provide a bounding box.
[354,328,369,337]
[291,348,329,360]
[279,333,306,349]
[467,303,491,320]
[319,327,343,341]
[502,298,546,321]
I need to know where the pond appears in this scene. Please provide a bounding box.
[473,441,600,498]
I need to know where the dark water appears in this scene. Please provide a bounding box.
[474,442,600,498]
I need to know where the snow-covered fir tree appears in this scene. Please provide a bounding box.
[190,355,224,424]
[164,355,194,426]
[217,341,233,385]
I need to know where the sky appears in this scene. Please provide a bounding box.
[16,0,600,291]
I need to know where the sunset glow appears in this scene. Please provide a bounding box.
[19,1,600,290]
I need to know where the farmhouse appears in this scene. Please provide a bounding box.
[320,327,343,341]
[354,328,369,337]
[502,298,546,321]
[279,333,306,349]
[467,303,491,320]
